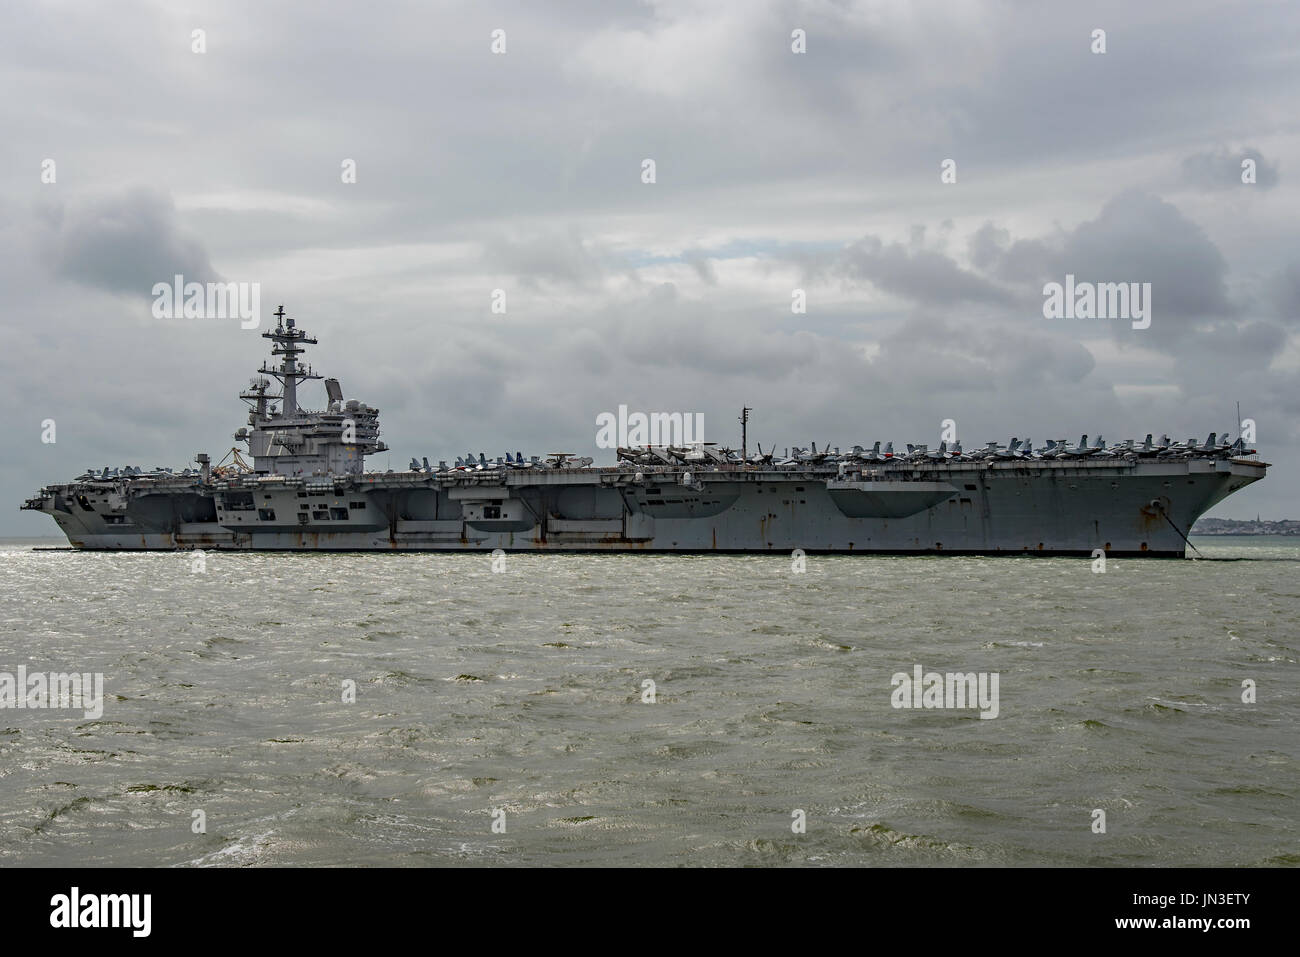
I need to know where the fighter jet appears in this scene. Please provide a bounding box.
[993,439,1025,460]
[1063,435,1102,457]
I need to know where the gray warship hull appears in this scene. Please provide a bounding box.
[27,457,1264,556]
[22,305,1267,555]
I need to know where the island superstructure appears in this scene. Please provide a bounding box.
[22,307,1268,556]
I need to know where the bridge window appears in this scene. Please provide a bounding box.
[349,501,367,509]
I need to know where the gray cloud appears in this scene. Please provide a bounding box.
[964,191,1252,356]
[968,225,1061,285]
[1268,261,1300,323]
[1059,190,1232,319]
[38,187,219,297]
[682,251,718,286]
[1182,146,1279,190]
[838,235,1016,306]
[484,228,614,289]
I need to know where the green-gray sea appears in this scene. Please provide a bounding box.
[1,536,1295,866]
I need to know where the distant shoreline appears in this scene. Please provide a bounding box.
[1191,519,1299,536]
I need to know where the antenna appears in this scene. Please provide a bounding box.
[259,304,320,416]
[739,407,751,464]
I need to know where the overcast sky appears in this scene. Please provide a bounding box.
[3,0,1297,534]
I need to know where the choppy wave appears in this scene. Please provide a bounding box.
[1,537,1296,866]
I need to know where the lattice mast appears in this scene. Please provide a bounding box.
[259,305,321,415]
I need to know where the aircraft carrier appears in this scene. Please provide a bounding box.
[22,307,1268,556]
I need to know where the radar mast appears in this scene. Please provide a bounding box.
[260,305,321,416]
